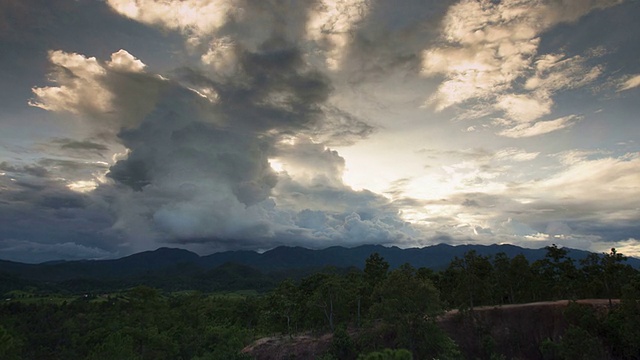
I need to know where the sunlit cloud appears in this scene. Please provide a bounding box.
[1,0,638,262]
[107,49,146,73]
[496,94,553,124]
[498,115,580,138]
[67,180,99,193]
[106,0,234,43]
[617,74,640,92]
[306,0,370,70]
[29,50,112,115]
[421,0,617,136]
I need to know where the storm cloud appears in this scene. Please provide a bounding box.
[1,0,639,262]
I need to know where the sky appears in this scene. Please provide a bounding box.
[0,0,639,263]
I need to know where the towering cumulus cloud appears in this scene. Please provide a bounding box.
[23,0,409,255]
[3,0,638,261]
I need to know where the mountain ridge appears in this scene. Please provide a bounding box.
[1,243,638,284]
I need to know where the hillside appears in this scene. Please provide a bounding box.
[242,299,622,360]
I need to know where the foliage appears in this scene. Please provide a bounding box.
[0,325,21,360]
[0,290,255,360]
[329,326,356,360]
[2,246,640,360]
[357,348,413,360]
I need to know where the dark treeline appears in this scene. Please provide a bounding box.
[1,245,640,359]
[437,245,633,309]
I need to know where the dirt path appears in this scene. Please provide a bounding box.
[442,298,619,317]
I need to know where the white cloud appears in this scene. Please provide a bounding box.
[29,49,164,138]
[107,49,146,72]
[532,152,640,204]
[200,37,238,77]
[306,0,370,70]
[496,93,553,124]
[499,114,580,138]
[106,0,235,43]
[422,0,617,134]
[494,148,540,162]
[554,149,605,165]
[30,50,112,115]
[617,74,640,91]
[525,53,603,94]
[595,238,640,257]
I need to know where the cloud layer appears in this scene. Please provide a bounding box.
[1,0,639,262]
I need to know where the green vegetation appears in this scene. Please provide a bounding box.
[1,245,639,359]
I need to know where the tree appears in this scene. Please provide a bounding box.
[509,254,533,303]
[364,252,389,289]
[601,248,628,307]
[305,273,350,332]
[265,279,299,336]
[0,325,21,360]
[370,264,459,359]
[492,252,512,304]
[579,253,605,299]
[534,244,578,300]
[446,251,493,309]
[604,276,640,358]
[345,270,367,327]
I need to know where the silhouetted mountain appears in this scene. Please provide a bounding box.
[200,243,605,271]
[1,244,638,289]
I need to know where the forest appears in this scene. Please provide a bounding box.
[1,245,640,359]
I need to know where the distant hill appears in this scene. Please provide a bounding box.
[1,243,637,288]
[200,243,640,271]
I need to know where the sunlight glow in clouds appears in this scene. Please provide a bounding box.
[29,51,112,115]
[306,0,370,69]
[618,74,640,91]
[0,0,638,262]
[106,0,234,41]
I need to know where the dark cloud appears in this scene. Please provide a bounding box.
[462,198,480,207]
[0,171,119,263]
[0,162,49,178]
[335,0,452,81]
[5,0,637,263]
[57,139,109,152]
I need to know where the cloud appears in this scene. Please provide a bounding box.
[498,114,580,138]
[392,143,640,254]
[306,0,371,70]
[106,0,235,41]
[496,94,553,124]
[494,148,540,162]
[491,151,640,247]
[524,53,603,94]
[29,49,165,139]
[597,238,640,257]
[529,152,640,205]
[6,0,637,262]
[0,164,118,262]
[29,50,112,115]
[617,74,640,91]
[19,1,405,256]
[107,49,146,72]
[57,139,109,152]
[421,0,619,136]
[0,239,114,263]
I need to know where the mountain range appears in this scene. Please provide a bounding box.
[2,243,637,287]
